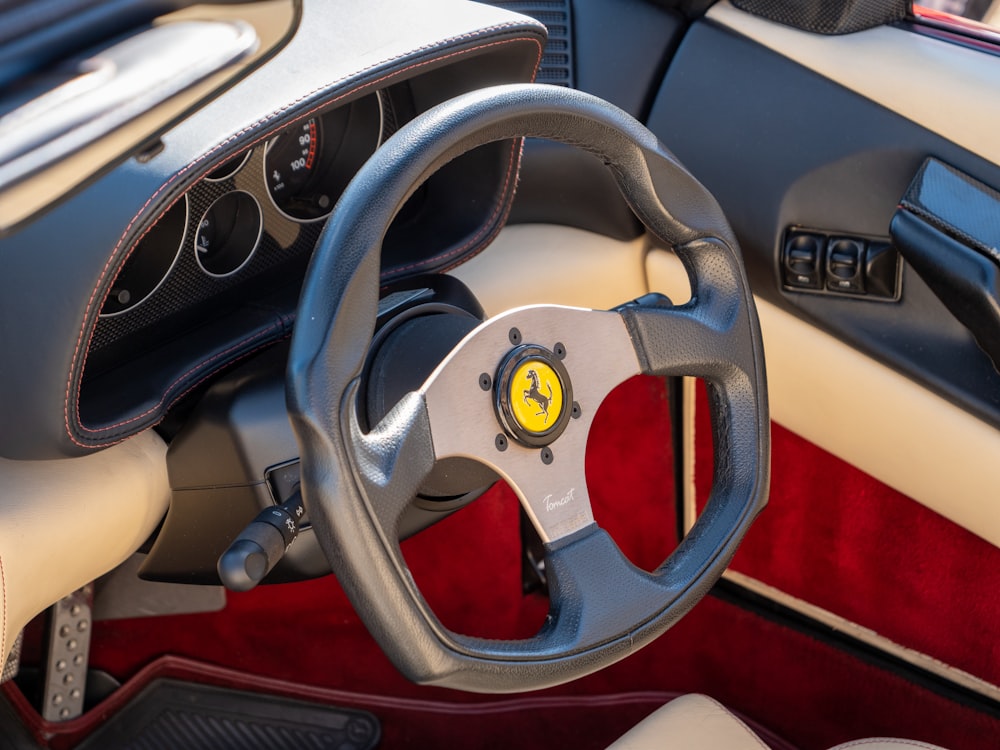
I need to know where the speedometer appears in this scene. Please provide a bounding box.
[263,93,383,222]
[265,119,326,219]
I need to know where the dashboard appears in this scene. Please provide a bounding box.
[0,0,554,668]
[91,93,384,360]
[0,1,547,460]
[82,89,391,428]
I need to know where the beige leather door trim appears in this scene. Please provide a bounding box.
[707,1,1000,165]
[725,570,1000,704]
[755,295,1000,548]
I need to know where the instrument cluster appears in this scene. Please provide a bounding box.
[94,92,384,340]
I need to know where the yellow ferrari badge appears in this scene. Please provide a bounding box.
[509,359,563,434]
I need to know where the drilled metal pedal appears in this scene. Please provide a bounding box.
[42,586,93,721]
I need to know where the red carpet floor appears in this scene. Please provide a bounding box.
[695,384,1000,691]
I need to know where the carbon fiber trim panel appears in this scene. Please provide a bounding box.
[731,0,909,34]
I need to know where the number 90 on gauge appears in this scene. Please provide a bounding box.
[263,94,383,223]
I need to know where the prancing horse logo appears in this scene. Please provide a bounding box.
[523,369,553,424]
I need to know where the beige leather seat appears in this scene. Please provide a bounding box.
[608,694,948,750]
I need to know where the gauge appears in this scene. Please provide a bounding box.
[264,93,383,222]
[101,195,188,316]
[266,118,324,217]
[205,149,252,182]
[194,191,262,277]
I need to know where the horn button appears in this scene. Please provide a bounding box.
[495,344,573,447]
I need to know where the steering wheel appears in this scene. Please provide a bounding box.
[286,83,769,693]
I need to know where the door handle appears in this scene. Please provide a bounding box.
[890,158,1000,374]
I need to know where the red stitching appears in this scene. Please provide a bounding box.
[64,28,544,448]
[75,335,290,448]
[385,31,543,276]
[151,337,291,427]
[0,555,6,663]
[67,30,543,443]
[386,137,521,275]
[439,137,528,275]
[79,321,284,433]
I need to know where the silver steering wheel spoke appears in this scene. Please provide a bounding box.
[421,304,641,543]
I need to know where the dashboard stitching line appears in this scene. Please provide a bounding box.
[63,27,545,448]
[152,336,292,430]
[440,140,525,276]
[67,30,543,440]
[82,321,284,433]
[384,31,543,277]
[385,136,521,276]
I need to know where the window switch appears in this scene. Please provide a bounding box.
[783,232,824,289]
[826,238,865,294]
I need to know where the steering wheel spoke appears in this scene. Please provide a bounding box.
[447,526,677,664]
[421,305,639,542]
[347,386,436,533]
[621,303,741,378]
[618,240,760,385]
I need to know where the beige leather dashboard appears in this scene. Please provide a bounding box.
[0,430,170,665]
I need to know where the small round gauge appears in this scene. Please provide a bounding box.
[264,93,383,222]
[101,195,188,317]
[194,191,262,277]
[205,149,252,182]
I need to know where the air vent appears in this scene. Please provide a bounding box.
[482,1,574,87]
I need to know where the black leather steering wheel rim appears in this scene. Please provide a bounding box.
[287,83,769,693]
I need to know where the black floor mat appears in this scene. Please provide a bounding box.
[77,679,380,750]
[0,694,38,750]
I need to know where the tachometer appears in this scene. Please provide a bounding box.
[264,93,383,222]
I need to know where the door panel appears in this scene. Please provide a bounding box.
[712,2,1000,164]
[643,2,1000,543]
[640,0,1000,696]
[649,5,1000,429]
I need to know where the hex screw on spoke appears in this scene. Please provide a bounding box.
[479,373,492,391]
[571,402,581,419]
[495,434,508,452]
[509,327,522,345]
[553,342,566,359]
[540,447,553,465]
